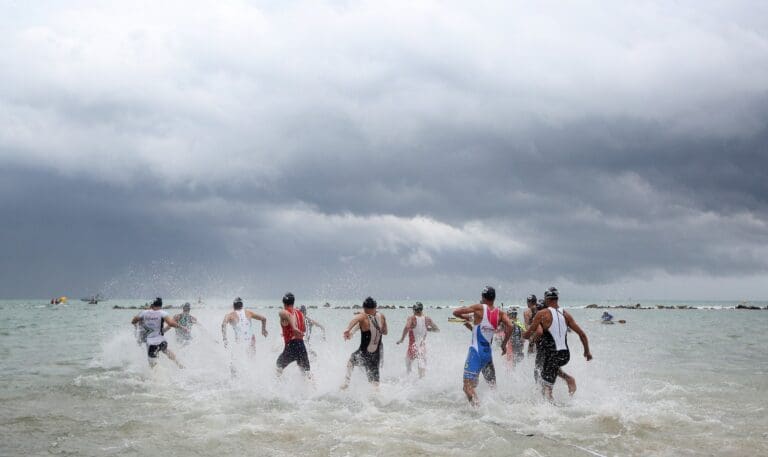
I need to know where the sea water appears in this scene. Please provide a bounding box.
[1,299,766,457]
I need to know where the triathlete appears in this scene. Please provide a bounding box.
[276,293,312,378]
[523,287,592,400]
[171,302,198,345]
[221,297,268,352]
[130,297,183,368]
[341,297,388,389]
[452,286,514,406]
[396,302,440,378]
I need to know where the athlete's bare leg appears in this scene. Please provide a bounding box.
[558,369,576,395]
[162,348,184,369]
[463,379,479,407]
[340,359,354,390]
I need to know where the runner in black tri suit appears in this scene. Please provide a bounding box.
[524,287,592,400]
[341,297,388,389]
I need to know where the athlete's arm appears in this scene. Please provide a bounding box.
[221,314,231,346]
[131,314,141,325]
[522,312,543,340]
[343,315,362,340]
[309,318,326,338]
[499,313,513,355]
[380,313,388,335]
[248,310,269,337]
[564,312,592,361]
[425,316,440,332]
[164,315,180,329]
[397,316,412,344]
[452,304,479,320]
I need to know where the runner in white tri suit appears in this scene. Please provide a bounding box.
[221,297,268,352]
[130,297,183,368]
[396,302,439,378]
[452,286,514,406]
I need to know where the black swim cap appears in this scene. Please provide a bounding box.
[363,297,377,309]
[151,297,163,308]
[233,297,243,309]
[413,302,424,312]
[481,286,496,301]
[300,305,307,313]
[282,292,295,305]
[527,294,537,303]
[544,287,559,299]
[182,302,191,310]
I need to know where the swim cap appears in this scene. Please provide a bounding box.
[481,286,496,301]
[536,299,546,310]
[526,294,537,303]
[151,297,163,308]
[363,297,377,309]
[413,302,424,312]
[508,309,518,317]
[182,302,191,310]
[544,287,559,299]
[282,292,295,306]
[233,297,243,309]
[300,305,307,313]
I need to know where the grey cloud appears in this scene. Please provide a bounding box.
[2,1,768,299]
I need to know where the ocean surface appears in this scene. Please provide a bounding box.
[1,299,767,457]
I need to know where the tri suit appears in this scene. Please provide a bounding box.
[463,304,499,383]
[276,308,311,372]
[349,313,384,382]
[539,307,570,386]
[406,315,428,370]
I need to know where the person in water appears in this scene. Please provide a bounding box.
[171,302,198,344]
[341,297,388,389]
[299,305,326,360]
[523,287,592,400]
[221,297,268,352]
[500,308,525,366]
[523,294,538,354]
[276,293,312,378]
[396,302,440,378]
[131,297,183,368]
[299,305,326,342]
[601,311,614,324]
[452,286,515,406]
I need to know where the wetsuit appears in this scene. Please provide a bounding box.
[349,313,384,382]
[276,308,310,372]
[463,304,499,383]
[539,307,570,387]
[138,309,168,359]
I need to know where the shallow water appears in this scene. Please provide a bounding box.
[1,299,767,456]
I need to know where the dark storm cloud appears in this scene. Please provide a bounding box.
[1,0,768,299]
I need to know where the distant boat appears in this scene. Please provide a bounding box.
[81,294,107,304]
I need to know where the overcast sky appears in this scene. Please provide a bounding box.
[2,0,768,301]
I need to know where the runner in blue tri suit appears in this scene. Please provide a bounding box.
[452,286,515,406]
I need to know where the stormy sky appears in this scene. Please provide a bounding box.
[2,1,768,301]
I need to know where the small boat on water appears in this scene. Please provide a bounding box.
[81,294,107,304]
